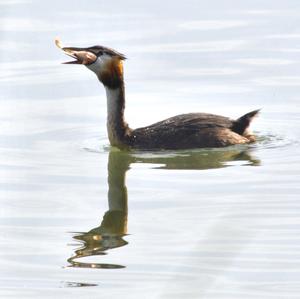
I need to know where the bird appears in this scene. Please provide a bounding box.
[56,38,260,150]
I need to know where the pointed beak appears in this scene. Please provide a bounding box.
[60,47,82,64]
[55,39,97,65]
[62,47,97,65]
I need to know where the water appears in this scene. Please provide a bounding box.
[1,0,300,298]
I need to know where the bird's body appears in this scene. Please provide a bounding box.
[56,39,259,150]
[131,112,256,149]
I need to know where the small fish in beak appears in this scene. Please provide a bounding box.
[55,37,97,65]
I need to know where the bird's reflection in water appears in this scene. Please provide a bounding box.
[68,146,260,269]
[68,150,129,269]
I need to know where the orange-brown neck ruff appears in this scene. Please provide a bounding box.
[98,58,124,89]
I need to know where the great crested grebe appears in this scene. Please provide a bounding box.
[56,38,259,150]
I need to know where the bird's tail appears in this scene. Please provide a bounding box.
[232,109,260,135]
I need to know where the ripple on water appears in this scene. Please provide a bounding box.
[250,132,298,150]
[82,135,110,154]
[61,281,98,288]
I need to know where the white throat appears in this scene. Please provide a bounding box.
[86,54,111,74]
[105,86,125,146]
[106,87,121,120]
[86,57,102,74]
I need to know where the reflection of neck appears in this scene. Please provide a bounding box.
[105,83,131,148]
[107,151,129,214]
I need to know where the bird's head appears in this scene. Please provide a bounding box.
[56,38,126,89]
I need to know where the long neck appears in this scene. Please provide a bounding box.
[105,82,131,148]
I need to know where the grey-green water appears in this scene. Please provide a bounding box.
[1,0,300,298]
